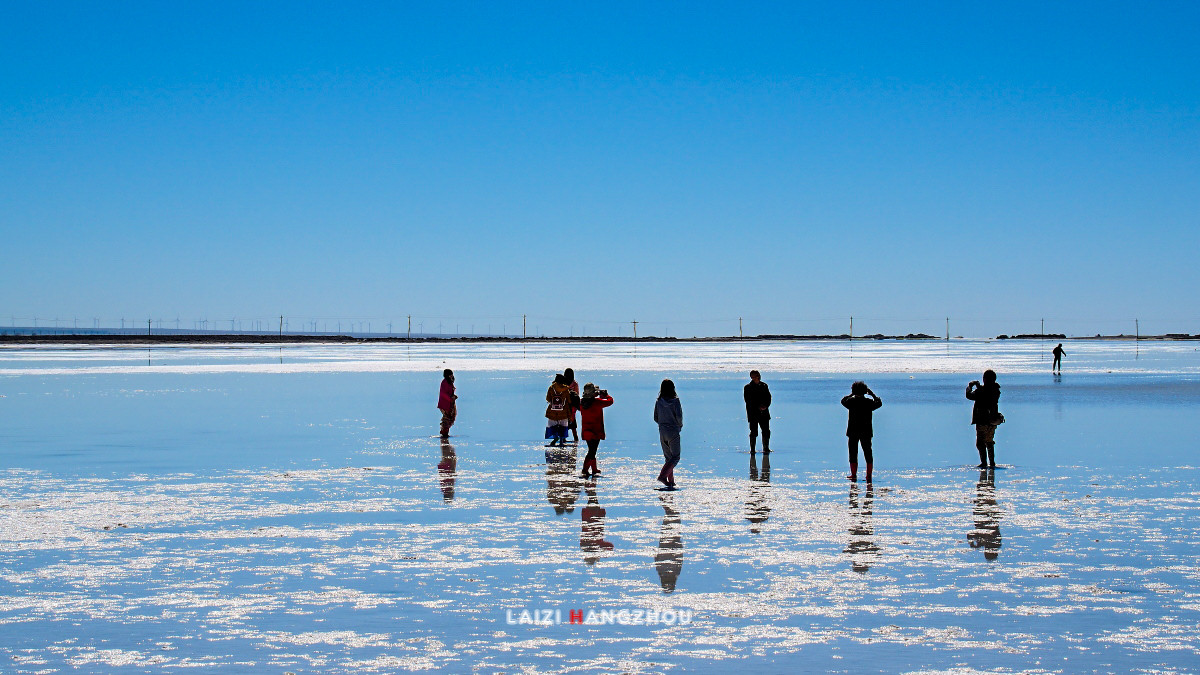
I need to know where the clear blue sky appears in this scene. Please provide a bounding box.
[2,2,1198,337]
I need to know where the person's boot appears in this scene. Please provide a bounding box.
[977,445,988,468]
[865,462,873,482]
[762,430,771,453]
[848,462,858,481]
[749,433,757,453]
[987,444,996,468]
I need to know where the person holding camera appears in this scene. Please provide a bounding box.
[578,383,614,478]
[966,370,1003,468]
[841,381,882,481]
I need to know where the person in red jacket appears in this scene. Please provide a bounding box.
[578,383,614,478]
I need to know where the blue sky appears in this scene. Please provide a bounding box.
[2,2,1197,337]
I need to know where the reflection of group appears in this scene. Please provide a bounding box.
[540,445,680,587]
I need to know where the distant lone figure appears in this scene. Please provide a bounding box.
[744,370,772,453]
[1052,343,1065,373]
[438,369,457,438]
[578,383,614,478]
[654,379,683,489]
[966,370,1003,468]
[841,381,882,482]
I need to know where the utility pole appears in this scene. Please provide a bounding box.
[279,315,283,337]
[1135,318,1139,341]
[147,318,152,336]
[632,320,638,339]
[523,314,527,340]
[1041,317,1044,338]
[739,317,743,339]
[946,317,950,341]
[849,316,853,340]
[408,315,412,340]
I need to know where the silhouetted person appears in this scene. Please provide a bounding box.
[844,482,880,572]
[437,369,457,438]
[744,370,772,453]
[578,383,613,478]
[654,379,683,489]
[1052,343,1065,373]
[745,452,771,532]
[655,494,683,592]
[545,446,580,515]
[967,468,1002,560]
[580,483,614,565]
[437,439,457,502]
[966,370,1003,468]
[841,381,882,481]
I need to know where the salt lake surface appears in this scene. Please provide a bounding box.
[2,340,1199,673]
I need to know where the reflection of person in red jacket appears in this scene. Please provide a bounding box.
[580,484,614,565]
[578,383,614,478]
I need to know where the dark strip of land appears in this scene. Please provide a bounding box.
[0,333,1196,345]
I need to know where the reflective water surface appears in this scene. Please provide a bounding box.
[1,342,1199,672]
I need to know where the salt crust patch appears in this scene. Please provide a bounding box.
[2,340,1194,376]
[2,465,1199,672]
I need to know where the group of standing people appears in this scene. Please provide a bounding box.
[545,368,615,479]
[438,366,1008,485]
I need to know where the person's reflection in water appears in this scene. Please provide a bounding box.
[844,482,880,572]
[745,452,772,533]
[545,447,580,515]
[437,439,457,502]
[967,468,1002,560]
[655,494,683,592]
[580,482,614,565]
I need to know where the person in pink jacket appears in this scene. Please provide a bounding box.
[438,369,457,438]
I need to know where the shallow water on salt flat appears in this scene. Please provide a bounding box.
[1,341,1199,673]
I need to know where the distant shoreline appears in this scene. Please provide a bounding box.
[0,333,1196,345]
